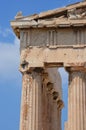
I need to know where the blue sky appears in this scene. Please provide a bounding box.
[0,0,81,130]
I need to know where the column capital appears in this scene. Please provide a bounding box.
[19,63,44,73]
[65,62,86,73]
[19,64,33,74]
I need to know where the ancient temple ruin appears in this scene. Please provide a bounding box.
[11,1,86,130]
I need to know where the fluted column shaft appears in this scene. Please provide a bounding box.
[20,72,43,130]
[66,68,86,130]
[42,70,63,130]
[42,84,62,130]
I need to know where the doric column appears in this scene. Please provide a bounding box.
[65,67,86,130]
[42,81,63,130]
[42,69,64,130]
[19,70,43,130]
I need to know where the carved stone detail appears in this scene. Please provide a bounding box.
[47,30,58,46]
[15,11,23,19]
[68,8,86,20]
[42,69,63,109]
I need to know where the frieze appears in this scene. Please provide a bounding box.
[20,28,86,50]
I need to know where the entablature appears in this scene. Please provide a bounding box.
[10,1,86,72]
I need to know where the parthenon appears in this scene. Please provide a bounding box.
[11,1,86,130]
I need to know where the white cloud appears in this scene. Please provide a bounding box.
[0,36,21,81]
[0,27,14,38]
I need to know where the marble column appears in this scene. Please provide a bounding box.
[42,69,63,130]
[42,83,63,130]
[19,71,43,130]
[65,67,86,130]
